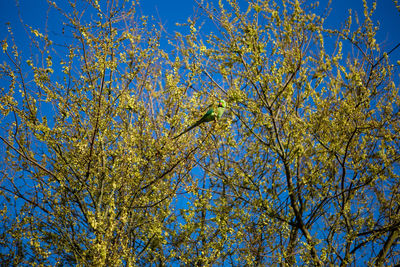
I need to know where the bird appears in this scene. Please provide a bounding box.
[173,99,226,139]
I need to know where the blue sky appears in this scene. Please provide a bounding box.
[2,0,398,83]
[1,0,399,52]
[138,0,400,46]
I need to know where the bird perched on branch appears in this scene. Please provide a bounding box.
[173,99,226,139]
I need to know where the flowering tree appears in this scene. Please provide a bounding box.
[0,0,399,265]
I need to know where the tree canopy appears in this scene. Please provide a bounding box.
[0,0,399,265]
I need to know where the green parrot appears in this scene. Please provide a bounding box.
[173,99,226,139]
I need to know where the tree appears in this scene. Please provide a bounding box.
[0,0,190,264]
[0,0,399,265]
[167,0,400,265]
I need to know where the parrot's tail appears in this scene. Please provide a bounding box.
[173,121,201,140]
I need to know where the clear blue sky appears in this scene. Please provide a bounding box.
[1,0,399,52]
